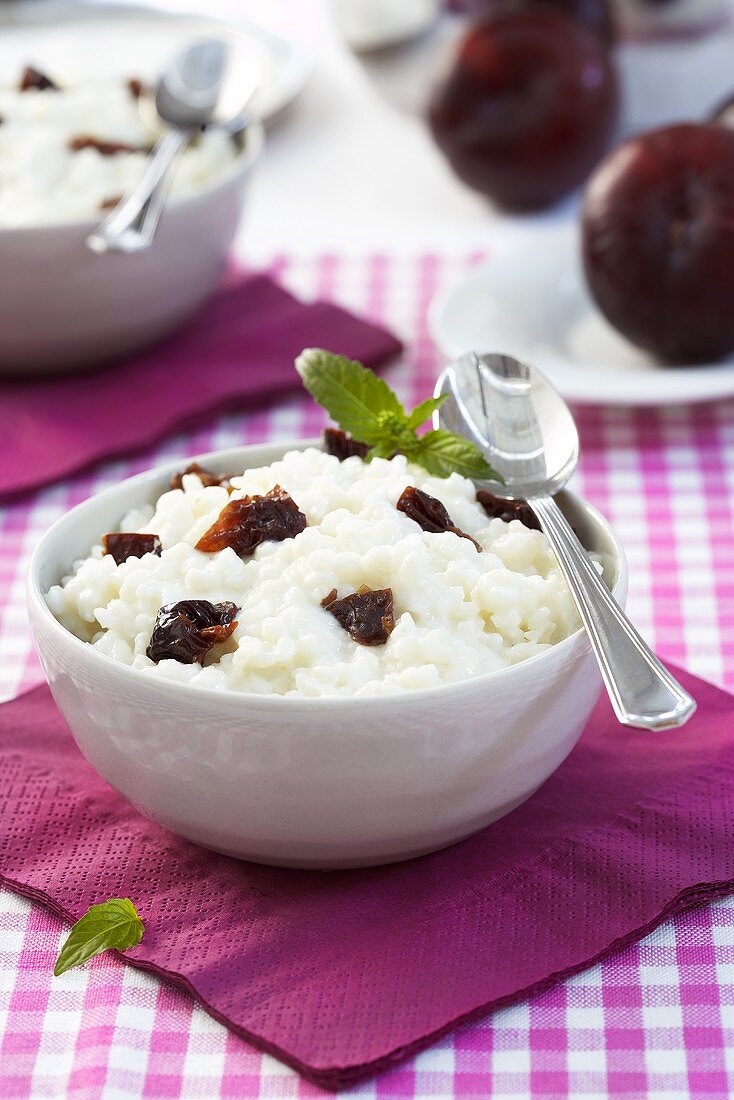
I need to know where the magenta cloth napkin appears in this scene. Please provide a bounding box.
[2,666,733,1090]
[0,274,402,499]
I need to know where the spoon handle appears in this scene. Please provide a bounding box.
[529,494,696,731]
[86,129,190,254]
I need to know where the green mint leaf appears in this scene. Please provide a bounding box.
[296,349,406,446]
[406,395,447,431]
[374,412,421,456]
[409,430,503,481]
[366,440,398,462]
[54,898,144,977]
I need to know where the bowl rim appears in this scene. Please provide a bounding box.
[0,120,263,238]
[27,438,628,711]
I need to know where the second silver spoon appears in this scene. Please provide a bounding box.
[87,37,257,254]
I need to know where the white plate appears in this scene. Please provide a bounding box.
[329,0,440,52]
[0,0,310,123]
[429,226,734,407]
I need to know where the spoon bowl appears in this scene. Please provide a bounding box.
[434,352,579,498]
[151,35,260,133]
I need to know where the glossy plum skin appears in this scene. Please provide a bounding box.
[582,124,734,363]
[465,0,616,45]
[428,11,619,211]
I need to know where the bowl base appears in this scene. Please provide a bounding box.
[180,788,541,871]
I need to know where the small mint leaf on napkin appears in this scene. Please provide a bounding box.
[297,348,502,481]
[54,898,144,977]
[409,430,499,480]
[296,349,405,446]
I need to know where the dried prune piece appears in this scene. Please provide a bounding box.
[20,66,58,92]
[476,489,540,531]
[196,485,307,557]
[102,532,161,565]
[170,463,232,491]
[322,586,395,647]
[323,428,369,461]
[146,600,239,664]
[127,77,145,99]
[396,486,481,551]
[68,135,142,156]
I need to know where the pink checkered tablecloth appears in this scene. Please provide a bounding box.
[1,253,734,1099]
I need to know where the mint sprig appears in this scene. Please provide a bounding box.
[296,349,502,481]
[295,348,404,445]
[54,898,144,977]
[410,430,499,479]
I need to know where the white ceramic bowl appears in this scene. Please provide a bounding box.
[27,440,627,870]
[0,124,262,376]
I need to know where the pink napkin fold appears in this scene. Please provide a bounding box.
[0,273,402,499]
[2,666,733,1090]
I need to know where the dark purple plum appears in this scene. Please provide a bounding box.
[428,10,619,211]
[582,123,734,363]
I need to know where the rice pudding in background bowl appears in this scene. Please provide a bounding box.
[28,438,627,869]
[0,69,241,228]
[0,64,261,375]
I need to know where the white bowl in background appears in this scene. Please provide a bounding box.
[0,1,311,125]
[328,0,440,52]
[0,124,262,376]
[27,440,627,870]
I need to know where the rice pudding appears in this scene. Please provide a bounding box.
[47,445,591,698]
[0,67,239,227]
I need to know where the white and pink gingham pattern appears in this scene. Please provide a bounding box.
[1,253,734,1099]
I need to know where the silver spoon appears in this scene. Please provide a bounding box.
[87,37,258,254]
[435,352,696,731]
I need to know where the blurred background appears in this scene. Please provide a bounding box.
[4,0,732,259]
[4,0,734,399]
[147,0,733,257]
[243,0,734,258]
